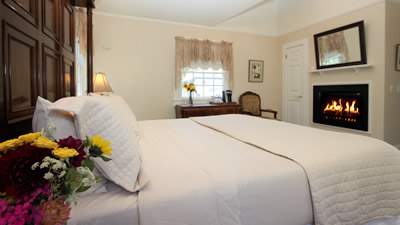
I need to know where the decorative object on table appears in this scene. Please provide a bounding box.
[396,44,400,71]
[248,60,264,82]
[0,129,113,225]
[93,72,113,95]
[210,96,215,104]
[222,91,226,102]
[183,82,196,105]
[226,90,232,102]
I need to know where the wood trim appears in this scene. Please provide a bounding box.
[87,6,93,92]
[3,0,39,26]
[62,56,75,97]
[71,0,95,8]
[4,22,38,121]
[0,11,5,139]
[62,0,74,52]
[42,0,60,42]
[42,44,61,101]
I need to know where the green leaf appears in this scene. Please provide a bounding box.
[82,159,95,171]
[76,185,91,193]
[100,156,112,162]
[83,136,92,147]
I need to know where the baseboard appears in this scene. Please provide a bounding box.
[396,145,400,150]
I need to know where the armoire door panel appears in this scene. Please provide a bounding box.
[4,23,38,121]
[63,56,74,97]
[3,0,38,26]
[42,0,59,42]
[0,12,5,139]
[62,1,74,52]
[43,45,60,102]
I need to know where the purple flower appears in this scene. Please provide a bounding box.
[29,206,43,225]
[0,200,7,214]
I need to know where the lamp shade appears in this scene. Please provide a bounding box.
[93,72,113,93]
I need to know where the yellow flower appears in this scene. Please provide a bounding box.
[18,132,41,144]
[0,139,23,152]
[52,147,79,159]
[189,82,194,86]
[186,87,191,92]
[183,83,188,88]
[32,136,59,149]
[90,136,113,156]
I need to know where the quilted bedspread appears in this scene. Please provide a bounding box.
[192,115,400,225]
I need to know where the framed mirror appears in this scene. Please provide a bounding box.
[314,21,367,70]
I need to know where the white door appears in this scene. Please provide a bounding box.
[282,39,309,126]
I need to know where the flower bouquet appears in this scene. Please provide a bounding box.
[0,130,113,225]
[183,82,197,105]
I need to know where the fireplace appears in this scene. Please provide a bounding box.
[313,84,369,131]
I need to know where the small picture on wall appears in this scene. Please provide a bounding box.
[248,60,264,82]
[396,44,400,71]
[249,59,264,82]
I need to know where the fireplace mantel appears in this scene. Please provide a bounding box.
[310,64,372,76]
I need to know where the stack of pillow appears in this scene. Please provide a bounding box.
[32,94,143,196]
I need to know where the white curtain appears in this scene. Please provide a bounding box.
[175,37,233,89]
[318,31,349,64]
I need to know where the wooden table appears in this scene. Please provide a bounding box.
[175,103,241,118]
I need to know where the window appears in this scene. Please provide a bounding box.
[181,68,225,98]
[322,52,345,66]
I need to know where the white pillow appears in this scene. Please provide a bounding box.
[32,97,78,140]
[49,95,142,192]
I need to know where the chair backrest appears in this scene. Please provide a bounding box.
[239,91,261,116]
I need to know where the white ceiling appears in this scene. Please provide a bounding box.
[95,0,393,37]
[95,0,267,26]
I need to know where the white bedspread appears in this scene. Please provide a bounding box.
[191,115,400,225]
[138,118,313,225]
[69,182,139,225]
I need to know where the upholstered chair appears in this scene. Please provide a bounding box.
[239,91,278,119]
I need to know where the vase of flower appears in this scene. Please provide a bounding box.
[184,82,196,105]
[0,131,113,225]
[189,92,193,105]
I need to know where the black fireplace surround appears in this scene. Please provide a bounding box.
[313,84,369,131]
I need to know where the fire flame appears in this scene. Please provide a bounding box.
[323,98,360,117]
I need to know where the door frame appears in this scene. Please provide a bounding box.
[282,39,310,125]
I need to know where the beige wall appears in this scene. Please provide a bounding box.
[93,15,280,120]
[278,2,386,140]
[384,2,400,146]
[93,1,398,145]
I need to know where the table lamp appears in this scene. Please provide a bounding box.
[93,72,113,95]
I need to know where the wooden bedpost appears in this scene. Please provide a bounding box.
[87,5,94,93]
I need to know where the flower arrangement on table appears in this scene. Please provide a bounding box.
[183,82,197,105]
[0,130,113,225]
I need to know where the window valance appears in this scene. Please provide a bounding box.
[175,37,233,89]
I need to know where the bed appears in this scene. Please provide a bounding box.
[33,95,400,225]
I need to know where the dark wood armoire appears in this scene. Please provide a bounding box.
[0,0,94,141]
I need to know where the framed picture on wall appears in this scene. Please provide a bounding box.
[396,44,400,71]
[248,60,264,82]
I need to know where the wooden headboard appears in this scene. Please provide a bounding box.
[0,0,95,141]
